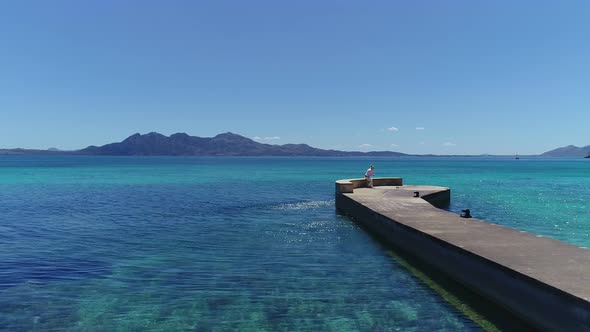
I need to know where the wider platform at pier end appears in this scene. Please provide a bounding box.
[336,177,590,331]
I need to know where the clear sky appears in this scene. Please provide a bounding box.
[1,1,589,154]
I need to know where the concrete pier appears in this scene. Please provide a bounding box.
[336,178,590,331]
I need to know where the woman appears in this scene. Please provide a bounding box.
[365,165,375,188]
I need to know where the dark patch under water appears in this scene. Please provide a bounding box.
[0,257,110,288]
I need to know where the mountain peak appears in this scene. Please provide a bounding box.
[212,132,253,143]
[214,132,242,138]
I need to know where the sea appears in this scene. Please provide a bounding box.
[1,156,589,331]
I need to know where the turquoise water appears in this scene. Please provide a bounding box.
[1,156,588,331]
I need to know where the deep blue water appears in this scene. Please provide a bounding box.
[1,156,588,331]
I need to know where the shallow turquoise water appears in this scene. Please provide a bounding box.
[1,156,588,331]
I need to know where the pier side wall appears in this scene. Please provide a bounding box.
[336,191,590,331]
[421,190,451,209]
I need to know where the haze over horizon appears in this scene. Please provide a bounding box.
[2,1,589,155]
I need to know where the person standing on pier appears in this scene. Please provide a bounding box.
[365,165,375,188]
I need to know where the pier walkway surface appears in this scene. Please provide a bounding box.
[335,178,590,331]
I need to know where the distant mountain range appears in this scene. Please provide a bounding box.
[539,145,590,158]
[78,132,410,156]
[1,132,408,157]
[1,132,589,157]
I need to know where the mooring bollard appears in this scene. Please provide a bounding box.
[460,209,472,218]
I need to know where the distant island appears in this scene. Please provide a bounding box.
[1,132,588,157]
[539,145,590,158]
[0,132,408,157]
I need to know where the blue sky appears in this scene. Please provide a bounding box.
[1,1,589,154]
